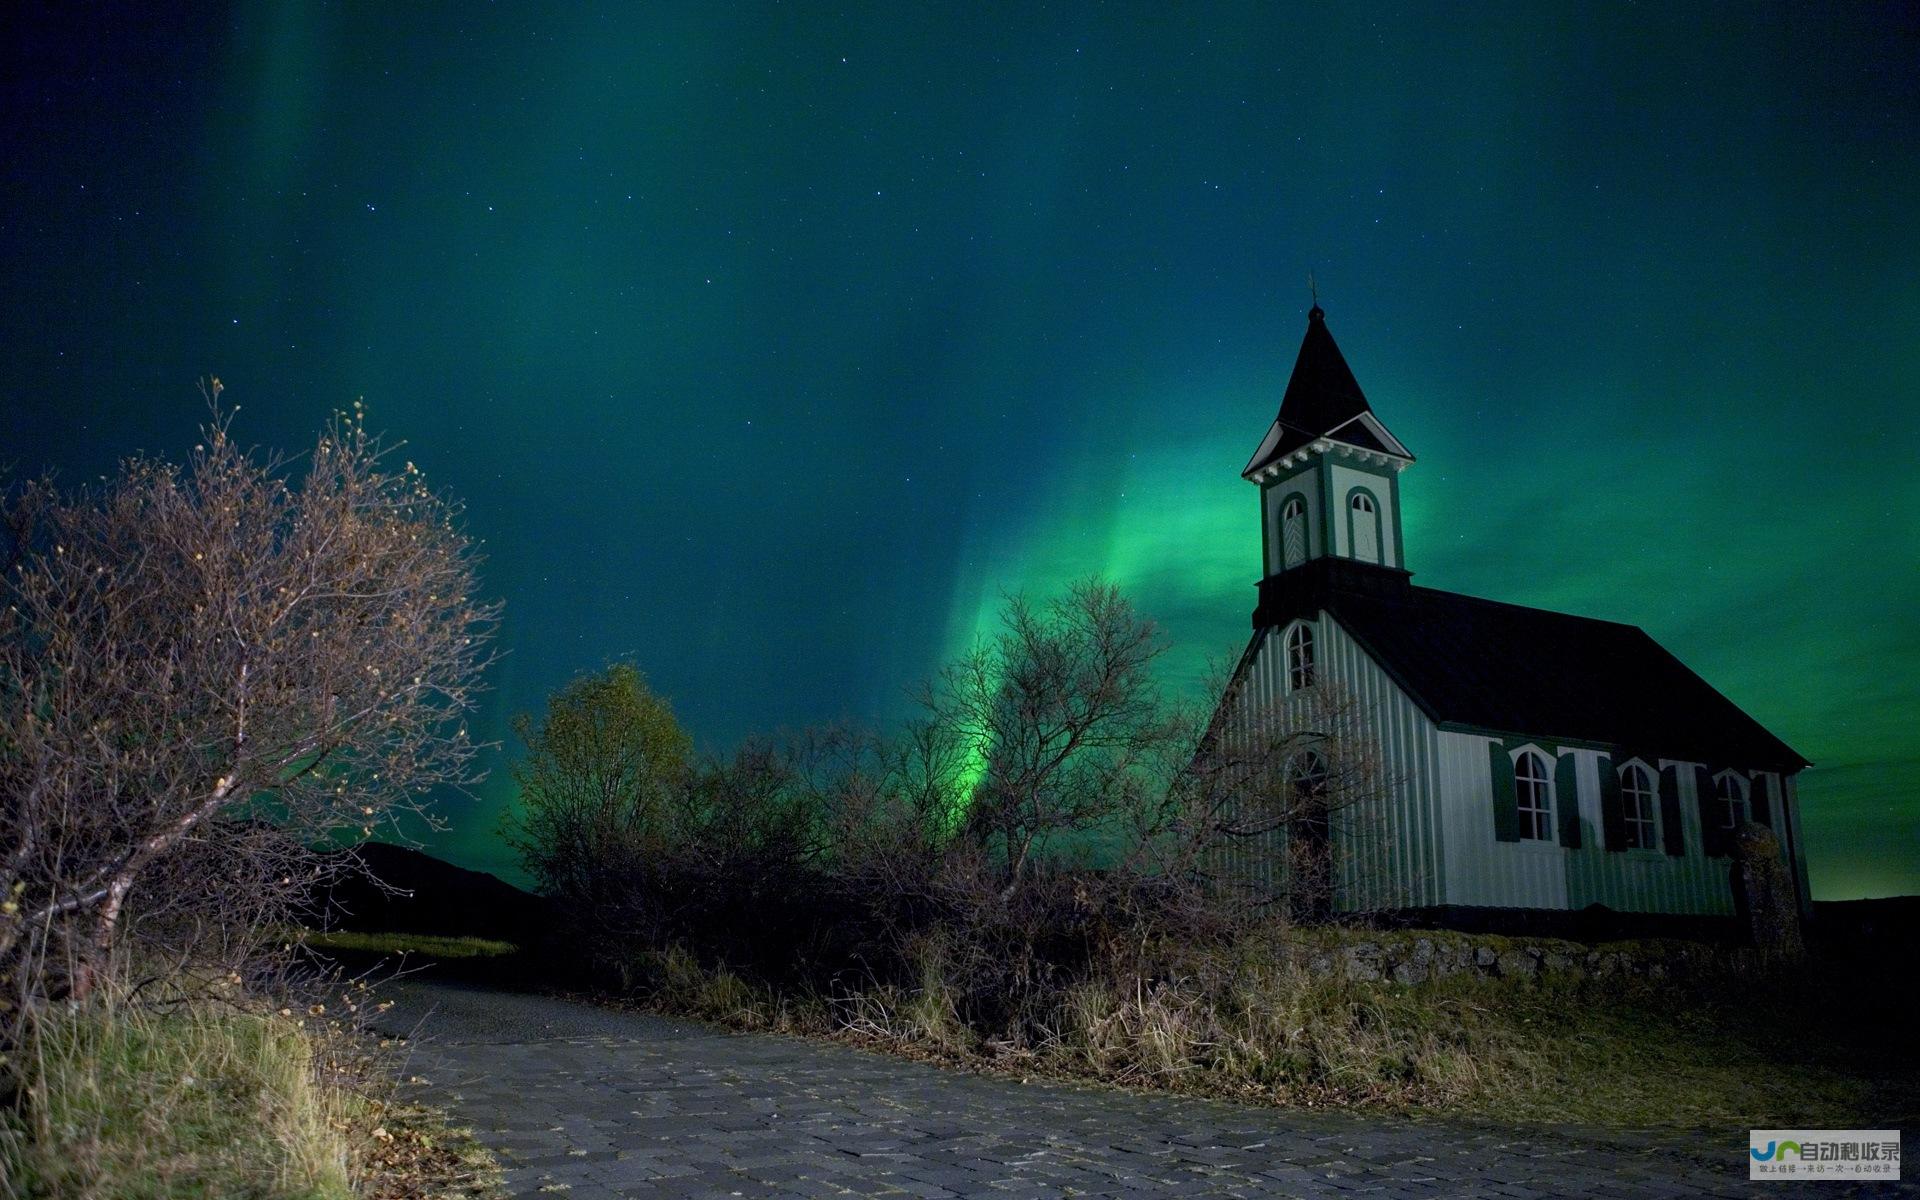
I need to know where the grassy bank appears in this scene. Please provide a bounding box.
[297,929,518,960]
[280,923,1918,1130]
[617,931,1916,1131]
[1,987,498,1200]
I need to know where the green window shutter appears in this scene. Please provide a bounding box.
[1554,752,1582,848]
[1658,763,1686,856]
[1597,754,1626,852]
[1489,740,1519,843]
[1749,772,1773,827]
[1695,764,1726,857]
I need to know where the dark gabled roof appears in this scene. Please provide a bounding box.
[1245,559,1807,771]
[1318,585,1809,772]
[1245,306,1411,477]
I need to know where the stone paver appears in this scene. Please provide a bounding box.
[373,980,1910,1199]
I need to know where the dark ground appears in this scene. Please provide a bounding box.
[369,977,1913,1200]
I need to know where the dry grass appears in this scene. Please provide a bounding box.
[614,929,1918,1131]
[1046,946,1910,1126]
[296,930,519,960]
[0,982,501,1200]
[1,991,357,1198]
[637,945,817,1031]
[831,938,970,1054]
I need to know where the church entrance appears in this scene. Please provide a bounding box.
[1286,752,1334,924]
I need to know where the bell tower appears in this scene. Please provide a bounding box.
[1243,304,1414,581]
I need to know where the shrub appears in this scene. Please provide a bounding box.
[507,583,1389,1019]
[497,583,1919,1125]
[0,396,495,1021]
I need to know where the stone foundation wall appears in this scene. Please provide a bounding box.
[1296,932,1735,986]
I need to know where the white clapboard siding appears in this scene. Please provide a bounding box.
[1435,732,1568,909]
[1222,613,1444,912]
[1560,752,1734,916]
[1439,738,1794,914]
[1227,615,1802,916]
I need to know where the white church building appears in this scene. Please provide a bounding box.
[1219,304,1811,934]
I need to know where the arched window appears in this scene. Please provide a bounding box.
[1281,496,1307,568]
[1514,750,1552,841]
[1620,763,1657,850]
[1286,750,1328,799]
[1714,773,1746,830]
[1285,622,1315,691]
[1348,490,1380,563]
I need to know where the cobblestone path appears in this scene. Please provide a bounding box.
[374,980,1909,1199]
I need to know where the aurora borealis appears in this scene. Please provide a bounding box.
[4,4,1916,898]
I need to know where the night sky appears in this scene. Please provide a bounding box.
[5,4,1916,898]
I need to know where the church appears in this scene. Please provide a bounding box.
[1216,304,1810,934]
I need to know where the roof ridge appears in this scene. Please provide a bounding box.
[1395,584,1650,633]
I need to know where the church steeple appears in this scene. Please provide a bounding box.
[1244,306,1413,579]
[1244,305,1410,478]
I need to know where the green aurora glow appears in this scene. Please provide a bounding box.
[3,4,1915,897]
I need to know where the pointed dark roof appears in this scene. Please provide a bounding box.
[1281,305,1372,434]
[1244,306,1411,477]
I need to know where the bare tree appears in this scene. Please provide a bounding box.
[1141,669,1391,922]
[494,578,1392,1030]
[925,580,1175,899]
[0,392,496,1008]
[804,721,961,900]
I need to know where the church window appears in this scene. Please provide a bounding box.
[1281,496,1307,568]
[1714,773,1746,829]
[1348,490,1380,563]
[1514,750,1553,841]
[1285,622,1315,691]
[1620,763,1657,850]
[1286,750,1329,799]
